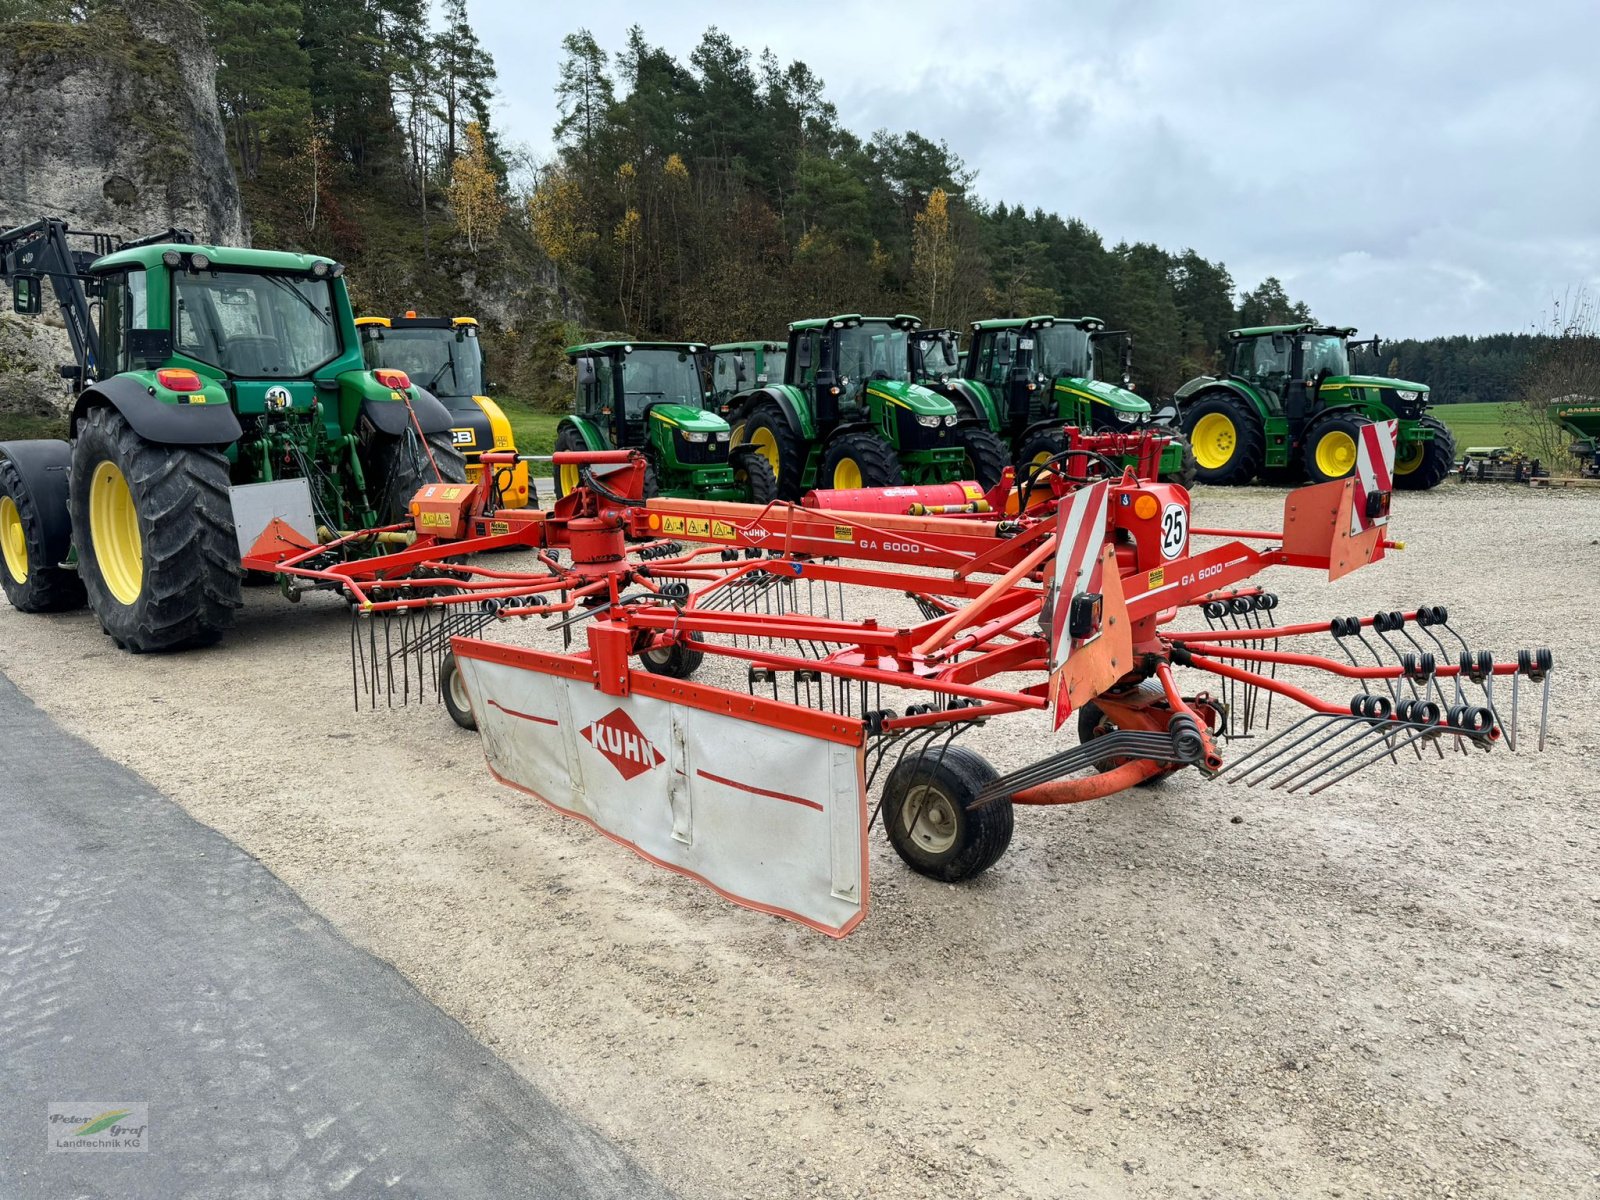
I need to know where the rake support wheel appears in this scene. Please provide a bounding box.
[881,744,1013,882]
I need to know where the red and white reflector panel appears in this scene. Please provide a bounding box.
[1351,419,1397,536]
[1046,479,1111,672]
[453,646,869,937]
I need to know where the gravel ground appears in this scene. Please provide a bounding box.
[1,482,1597,1200]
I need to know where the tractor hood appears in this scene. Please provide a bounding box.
[1552,398,1600,438]
[866,379,957,416]
[1054,375,1150,417]
[650,403,731,435]
[1319,374,1429,397]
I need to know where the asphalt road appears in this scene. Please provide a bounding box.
[0,672,669,1200]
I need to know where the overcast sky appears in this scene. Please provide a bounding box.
[466,0,1598,340]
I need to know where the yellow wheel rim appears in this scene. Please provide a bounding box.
[1031,448,1054,468]
[832,457,863,490]
[1314,430,1359,479]
[750,426,780,475]
[0,495,28,584]
[89,460,143,606]
[1394,439,1425,474]
[1192,412,1237,470]
[558,462,580,496]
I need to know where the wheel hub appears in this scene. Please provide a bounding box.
[0,495,28,584]
[88,460,142,606]
[900,783,959,855]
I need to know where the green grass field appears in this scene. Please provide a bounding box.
[1431,401,1520,450]
[496,403,561,475]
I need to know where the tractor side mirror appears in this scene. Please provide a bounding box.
[1371,336,1382,359]
[1271,334,1289,354]
[734,355,748,383]
[576,358,595,386]
[997,335,1014,368]
[795,338,812,370]
[12,276,41,315]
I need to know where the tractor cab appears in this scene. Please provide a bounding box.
[785,313,958,438]
[962,316,1148,438]
[709,341,786,417]
[560,341,774,502]
[357,312,530,505]
[908,327,962,384]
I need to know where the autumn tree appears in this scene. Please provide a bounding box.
[449,121,505,251]
[1512,288,1600,469]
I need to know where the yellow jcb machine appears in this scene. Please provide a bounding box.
[356,313,531,506]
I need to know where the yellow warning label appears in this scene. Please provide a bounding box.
[711,520,735,540]
[833,525,853,541]
[662,515,685,535]
[442,487,463,500]
[687,517,711,537]
[1148,566,1165,589]
[490,521,510,536]
[419,512,453,528]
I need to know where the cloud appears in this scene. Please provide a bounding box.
[470,0,1600,337]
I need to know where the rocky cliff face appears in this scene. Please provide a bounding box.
[0,0,246,423]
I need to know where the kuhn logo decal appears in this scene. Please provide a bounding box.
[580,708,666,781]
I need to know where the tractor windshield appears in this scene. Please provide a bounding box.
[1300,334,1350,378]
[1032,325,1094,379]
[173,270,339,377]
[836,323,910,390]
[365,327,485,399]
[619,348,704,417]
[916,334,960,378]
[761,348,787,382]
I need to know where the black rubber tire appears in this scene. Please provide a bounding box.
[881,744,1013,882]
[370,429,468,524]
[955,425,1008,489]
[1016,427,1068,472]
[819,431,904,491]
[742,404,808,500]
[0,452,86,613]
[1181,393,1265,485]
[70,405,242,653]
[1393,414,1456,491]
[1302,411,1372,484]
[439,650,477,730]
[1157,429,1199,489]
[639,631,705,679]
[731,447,778,504]
[641,454,660,500]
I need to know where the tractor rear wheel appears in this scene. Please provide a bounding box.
[732,447,778,504]
[881,744,1013,882]
[371,429,468,523]
[70,405,242,653]
[955,425,1008,489]
[741,404,808,499]
[1017,427,1068,478]
[1158,429,1199,488]
[552,424,589,499]
[820,432,904,490]
[439,651,477,730]
[1182,394,1264,485]
[0,453,86,613]
[1393,415,1456,490]
[1303,411,1371,484]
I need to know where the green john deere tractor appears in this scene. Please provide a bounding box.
[1171,324,1454,488]
[728,314,1008,499]
[708,340,786,419]
[0,217,465,653]
[917,315,1194,483]
[555,340,777,503]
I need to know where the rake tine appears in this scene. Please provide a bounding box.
[1214,712,1341,782]
[1305,724,1443,795]
[1539,673,1552,752]
[1276,719,1423,792]
[1264,719,1393,791]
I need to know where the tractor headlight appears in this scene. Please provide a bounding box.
[1114,409,1138,423]
[681,430,709,443]
[1395,389,1419,402]
[916,414,942,428]
[944,414,957,426]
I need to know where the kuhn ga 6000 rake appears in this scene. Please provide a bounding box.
[265,428,1552,936]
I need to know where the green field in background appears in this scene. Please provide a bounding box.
[498,404,561,475]
[1432,401,1520,449]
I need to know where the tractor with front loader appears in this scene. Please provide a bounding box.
[708,340,786,418]
[554,340,777,503]
[0,217,465,653]
[729,313,1009,499]
[1171,323,1454,488]
[918,315,1195,483]
[357,312,531,506]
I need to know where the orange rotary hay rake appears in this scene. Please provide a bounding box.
[240,424,1553,936]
